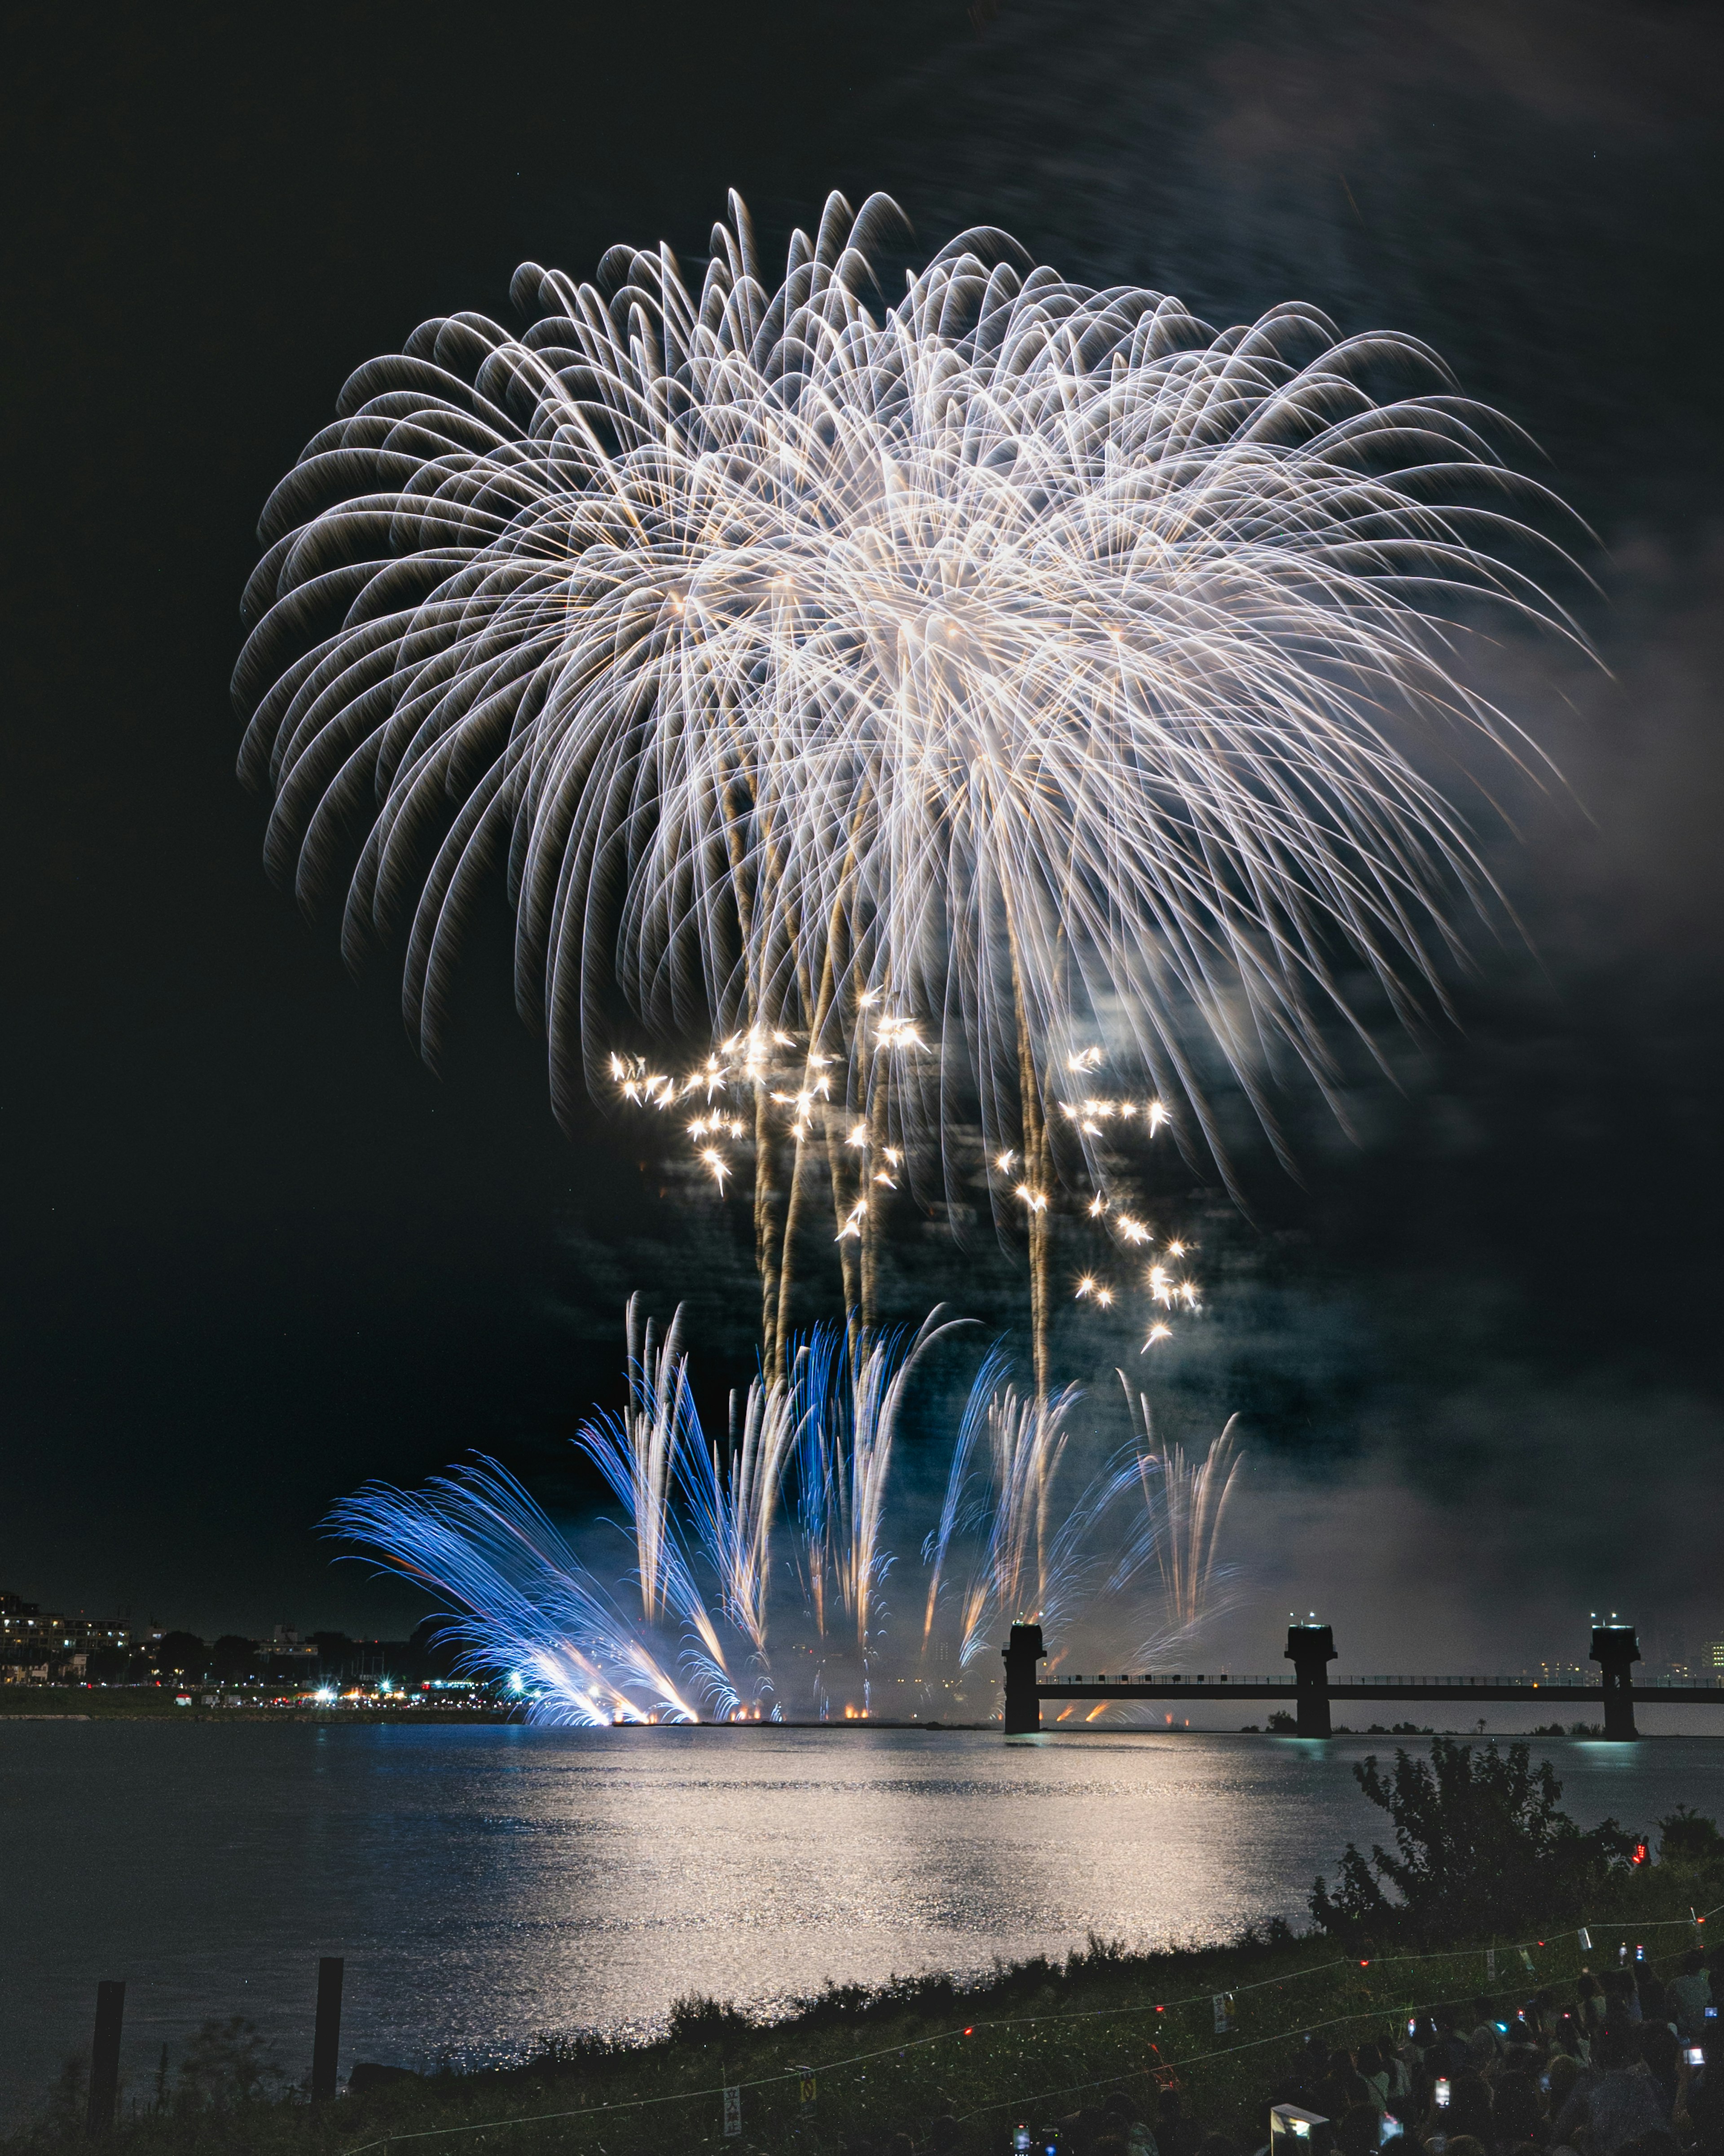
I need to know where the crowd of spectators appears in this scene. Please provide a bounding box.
[1255,1949,1721,2156]
[833,1949,1719,2156]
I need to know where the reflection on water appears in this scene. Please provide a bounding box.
[3,1724,1713,2122]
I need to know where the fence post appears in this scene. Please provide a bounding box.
[86,1981,125,2134]
[312,1957,345,2102]
[1002,1623,1045,1734]
[1285,1623,1336,1738]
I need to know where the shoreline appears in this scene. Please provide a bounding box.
[4,1695,1721,1736]
[8,1868,1720,2154]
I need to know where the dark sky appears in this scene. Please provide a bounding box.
[4,0,1721,1663]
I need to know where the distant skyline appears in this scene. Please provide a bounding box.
[5,1,1722,1664]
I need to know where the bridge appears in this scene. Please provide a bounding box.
[1002,1620,1724,1742]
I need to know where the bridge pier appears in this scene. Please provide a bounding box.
[1010,1614,1678,1740]
[1286,1623,1336,1737]
[1591,1623,1640,1741]
[1002,1623,1044,1733]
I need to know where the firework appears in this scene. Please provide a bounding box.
[330,1302,1241,1723]
[1122,1382,1244,1640]
[237,190,1576,1390]
[616,1026,1202,1378]
[607,1017,931,1373]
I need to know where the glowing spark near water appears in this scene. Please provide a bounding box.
[235,187,1576,1227]
[330,1303,1243,1722]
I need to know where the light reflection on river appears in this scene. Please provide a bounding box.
[2,1724,1712,2123]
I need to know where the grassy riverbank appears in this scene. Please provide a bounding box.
[9,1851,1721,2156]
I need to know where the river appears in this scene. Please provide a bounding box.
[3,1722,1714,2126]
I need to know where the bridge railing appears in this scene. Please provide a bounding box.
[1041,1671,1724,1689]
[1044,1673,1293,1686]
[1335,1673,1724,1689]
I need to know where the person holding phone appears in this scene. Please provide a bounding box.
[1394,2020,1425,2098]
[1674,2042,1721,2156]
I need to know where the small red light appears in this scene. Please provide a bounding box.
[1360,1959,1370,1968]
[963,2027,973,2037]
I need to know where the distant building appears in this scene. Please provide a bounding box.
[261,1637,320,1684]
[1,1591,132,1683]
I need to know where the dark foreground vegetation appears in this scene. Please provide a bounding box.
[9,1742,1723,2156]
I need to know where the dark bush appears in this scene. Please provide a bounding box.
[209,1636,256,1684]
[1310,1737,1637,1939]
[152,1632,207,1681]
[665,1994,753,2045]
[1657,1805,1724,1862]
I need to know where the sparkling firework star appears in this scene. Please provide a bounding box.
[607,1020,930,1375]
[236,190,1579,1386]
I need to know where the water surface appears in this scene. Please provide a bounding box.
[3,1722,1711,2124]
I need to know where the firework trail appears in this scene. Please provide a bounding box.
[331,1454,706,1723]
[576,1293,693,1625]
[1122,1381,1245,1649]
[331,1303,1240,1724]
[236,191,1579,1388]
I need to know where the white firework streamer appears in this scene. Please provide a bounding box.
[235,189,1580,1234]
[1122,1380,1245,1653]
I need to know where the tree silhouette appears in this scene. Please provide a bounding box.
[1311,1737,1637,1939]
[154,1631,207,1680]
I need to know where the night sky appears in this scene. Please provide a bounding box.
[5,2,1721,1666]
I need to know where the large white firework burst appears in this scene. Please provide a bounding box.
[234,189,1577,1187]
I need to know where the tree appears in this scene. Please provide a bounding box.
[210,1636,256,1684]
[1311,1737,1637,1940]
[154,1631,208,1680]
[1658,1805,1724,1863]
